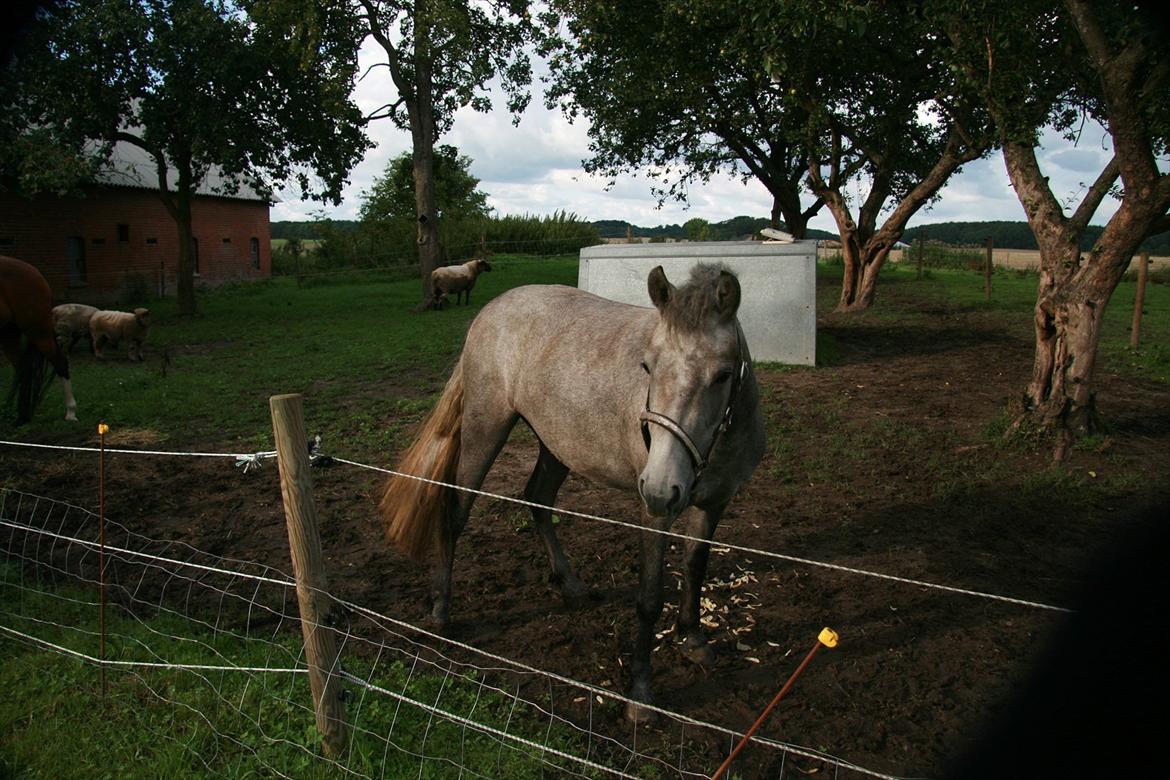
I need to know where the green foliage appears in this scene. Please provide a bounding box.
[544,0,816,234]
[304,213,600,273]
[683,217,711,242]
[359,145,490,222]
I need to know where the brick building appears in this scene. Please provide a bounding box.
[0,142,272,304]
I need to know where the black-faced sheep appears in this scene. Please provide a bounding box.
[431,257,492,308]
[90,307,151,362]
[51,303,100,353]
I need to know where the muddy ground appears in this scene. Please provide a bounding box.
[4,275,1169,778]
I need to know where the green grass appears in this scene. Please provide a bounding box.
[3,255,580,452]
[819,262,1170,383]
[0,564,591,779]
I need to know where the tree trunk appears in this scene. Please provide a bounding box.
[172,159,197,316]
[410,7,441,306]
[835,230,891,312]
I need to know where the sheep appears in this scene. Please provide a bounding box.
[51,303,100,353]
[89,307,151,362]
[430,256,492,308]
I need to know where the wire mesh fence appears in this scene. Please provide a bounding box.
[1,485,895,779]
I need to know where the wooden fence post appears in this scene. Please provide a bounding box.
[984,237,993,302]
[1130,251,1149,348]
[269,393,349,757]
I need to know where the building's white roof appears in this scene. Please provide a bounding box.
[95,139,275,203]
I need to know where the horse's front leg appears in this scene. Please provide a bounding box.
[627,513,671,723]
[675,502,727,666]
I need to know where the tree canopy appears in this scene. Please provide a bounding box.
[2,0,371,313]
[359,144,489,222]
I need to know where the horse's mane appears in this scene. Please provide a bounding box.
[661,263,737,332]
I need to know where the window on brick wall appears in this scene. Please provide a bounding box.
[0,237,14,249]
[117,224,130,242]
[146,237,158,245]
[250,237,260,269]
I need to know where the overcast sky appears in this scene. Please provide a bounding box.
[270,42,1123,233]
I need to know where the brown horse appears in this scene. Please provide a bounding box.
[379,263,765,720]
[1,256,77,424]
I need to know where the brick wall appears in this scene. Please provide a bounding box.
[0,184,271,304]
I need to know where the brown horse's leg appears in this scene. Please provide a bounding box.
[428,406,518,628]
[524,443,590,606]
[674,502,727,667]
[30,333,75,421]
[627,512,672,723]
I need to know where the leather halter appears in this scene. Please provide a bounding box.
[639,326,748,481]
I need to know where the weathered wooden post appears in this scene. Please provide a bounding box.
[1130,251,1149,349]
[984,237,994,302]
[269,393,348,757]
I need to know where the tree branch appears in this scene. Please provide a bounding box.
[1068,155,1120,234]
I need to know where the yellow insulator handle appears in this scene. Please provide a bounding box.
[818,627,839,648]
[97,423,109,435]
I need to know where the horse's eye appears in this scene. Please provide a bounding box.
[640,361,650,374]
[713,369,733,385]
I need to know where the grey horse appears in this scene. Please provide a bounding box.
[379,262,765,720]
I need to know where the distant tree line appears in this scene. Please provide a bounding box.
[903,221,1170,254]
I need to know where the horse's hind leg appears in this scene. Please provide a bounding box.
[428,406,518,628]
[525,443,589,606]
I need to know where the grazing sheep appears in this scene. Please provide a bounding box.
[51,303,100,353]
[431,256,492,308]
[90,307,151,362]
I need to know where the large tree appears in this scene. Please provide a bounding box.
[544,0,823,237]
[353,0,533,305]
[547,1,994,311]
[1,0,370,315]
[934,0,1170,450]
[741,0,994,311]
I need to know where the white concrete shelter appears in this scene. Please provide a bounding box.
[578,241,817,365]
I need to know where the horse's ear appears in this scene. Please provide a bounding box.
[715,271,741,320]
[647,266,674,311]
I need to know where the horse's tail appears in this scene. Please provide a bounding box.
[379,360,464,560]
[6,337,52,425]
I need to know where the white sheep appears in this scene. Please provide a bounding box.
[51,303,100,353]
[430,257,492,308]
[89,307,151,362]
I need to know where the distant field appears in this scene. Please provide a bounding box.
[270,238,323,252]
[817,245,1170,273]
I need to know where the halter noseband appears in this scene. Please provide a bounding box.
[639,326,748,481]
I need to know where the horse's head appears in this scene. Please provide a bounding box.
[638,264,746,517]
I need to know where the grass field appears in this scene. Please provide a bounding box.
[9,256,1166,448]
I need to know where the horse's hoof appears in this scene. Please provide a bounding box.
[560,579,595,609]
[625,699,659,724]
[680,641,716,668]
